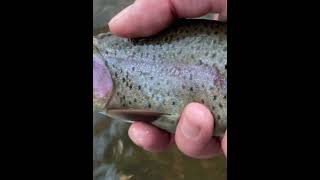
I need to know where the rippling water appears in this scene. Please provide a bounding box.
[93,0,227,179]
[93,112,226,180]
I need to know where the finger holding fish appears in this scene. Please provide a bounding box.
[108,0,227,38]
[93,18,227,158]
[127,103,224,158]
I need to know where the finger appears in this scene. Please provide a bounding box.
[128,121,172,152]
[221,130,227,157]
[108,0,227,38]
[175,103,222,159]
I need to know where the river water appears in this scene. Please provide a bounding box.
[93,0,227,179]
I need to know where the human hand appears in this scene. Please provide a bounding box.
[108,0,227,159]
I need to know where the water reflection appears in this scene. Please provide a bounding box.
[93,111,226,180]
[93,0,226,179]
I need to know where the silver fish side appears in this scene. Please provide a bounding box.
[93,19,227,137]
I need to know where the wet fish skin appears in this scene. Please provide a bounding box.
[93,19,227,137]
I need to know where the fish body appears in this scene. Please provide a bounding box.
[93,19,227,137]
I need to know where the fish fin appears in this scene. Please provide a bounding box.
[101,109,224,137]
[151,114,225,137]
[104,109,181,134]
[105,109,169,123]
[150,114,180,134]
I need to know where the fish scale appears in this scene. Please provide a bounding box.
[93,18,227,137]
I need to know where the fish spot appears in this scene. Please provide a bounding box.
[128,101,132,105]
[138,85,141,90]
[150,77,153,80]
[148,103,152,108]
[213,95,217,100]
[115,72,118,78]
[105,51,109,54]
[126,82,129,87]
[122,96,126,100]
[116,92,120,96]
[212,106,215,110]
[223,95,227,99]
[211,53,216,58]
[133,98,137,103]
[201,84,205,88]
[223,46,227,52]
[199,60,203,65]
[201,99,205,104]
[217,115,221,120]
[189,74,193,80]
[189,87,193,92]
[129,84,133,90]
[172,101,175,105]
[122,103,126,107]
[126,72,129,79]
[219,103,223,108]
[122,78,125,83]
[132,67,135,71]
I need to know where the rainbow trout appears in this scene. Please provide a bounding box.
[93,19,227,137]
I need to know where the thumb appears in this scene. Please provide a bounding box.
[175,103,222,159]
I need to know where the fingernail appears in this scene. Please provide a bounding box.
[109,4,134,25]
[180,113,201,139]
